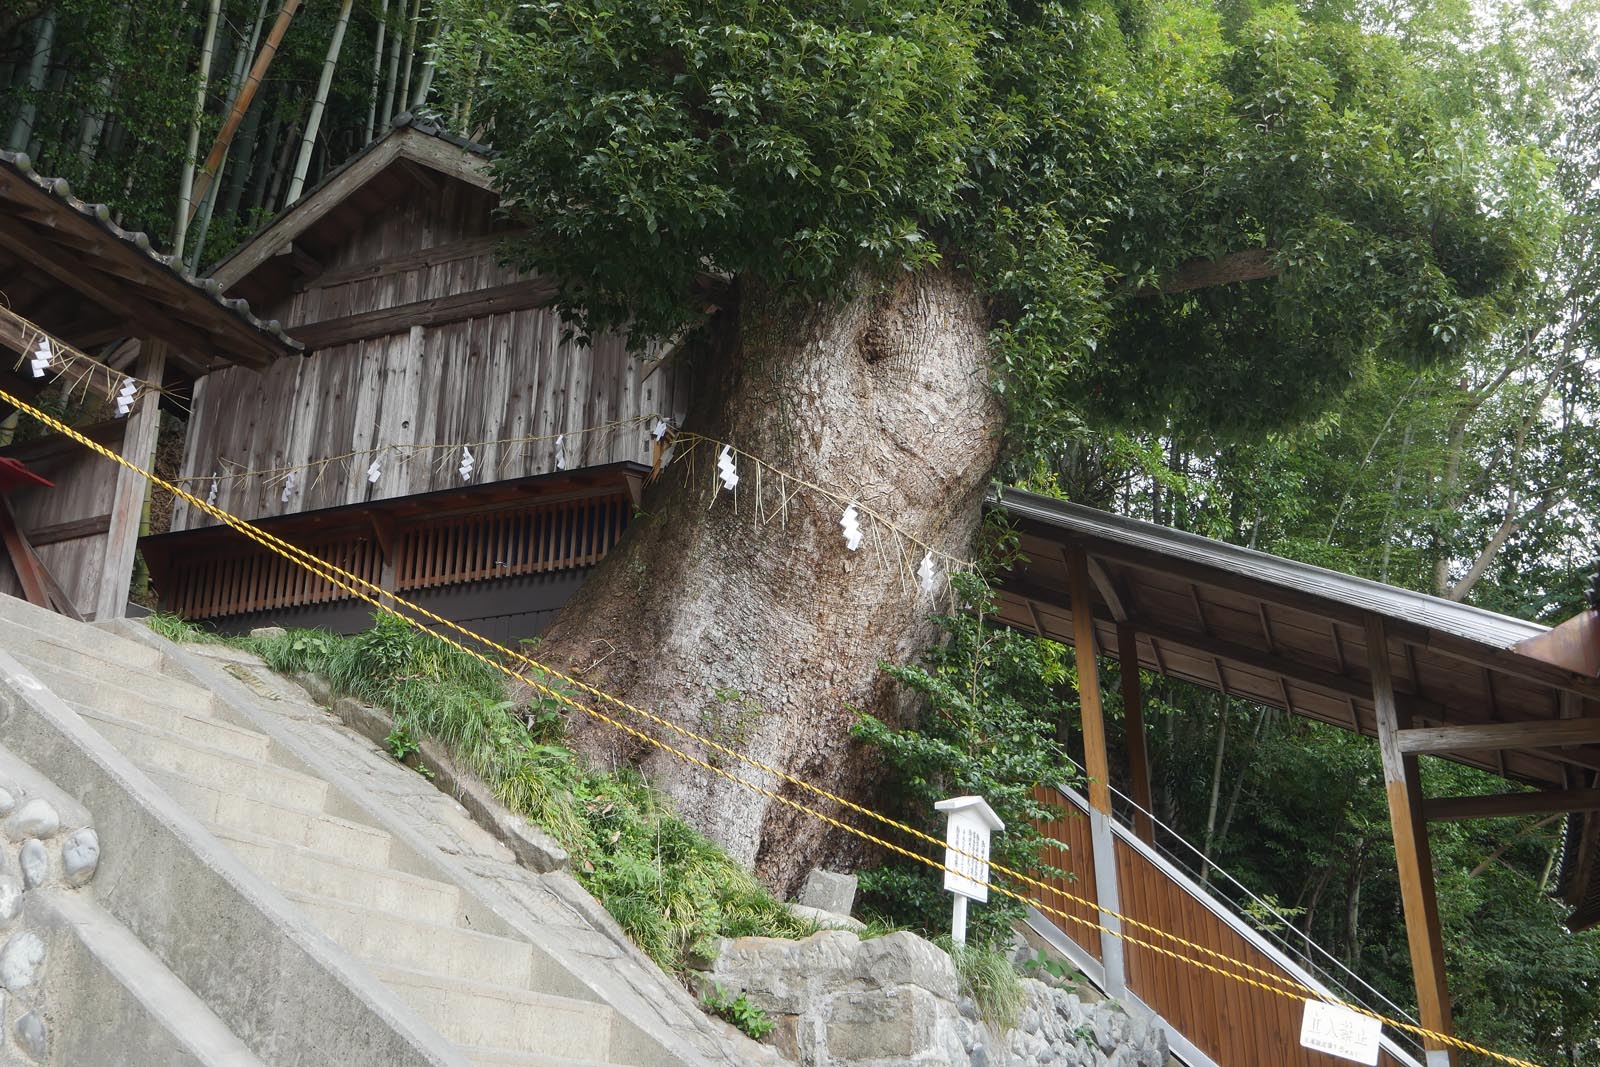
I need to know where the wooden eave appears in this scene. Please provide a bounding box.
[0,153,300,375]
[139,462,646,575]
[989,489,1600,929]
[209,121,496,304]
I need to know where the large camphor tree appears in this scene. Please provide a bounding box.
[435,0,1539,890]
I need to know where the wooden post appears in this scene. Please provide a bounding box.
[1366,614,1457,1067]
[1068,545,1112,815]
[1117,622,1156,844]
[1068,545,1127,994]
[96,340,166,620]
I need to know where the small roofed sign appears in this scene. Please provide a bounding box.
[935,796,1004,903]
[1299,999,1382,1065]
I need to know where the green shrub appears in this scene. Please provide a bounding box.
[852,570,1076,950]
[700,982,775,1040]
[239,613,811,972]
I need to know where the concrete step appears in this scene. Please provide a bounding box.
[211,825,462,926]
[68,699,271,761]
[372,965,613,1061]
[284,890,535,987]
[147,770,393,867]
[0,614,164,675]
[82,710,328,810]
[463,1049,618,1067]
[40,889,269,1067]
[11,646,215,715]
[0,595,163,672]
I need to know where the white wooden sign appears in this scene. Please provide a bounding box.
[1299,999,1382,1065]
[935,796,1005,903]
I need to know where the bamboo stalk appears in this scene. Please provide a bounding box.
[174,0,223,257]
[365,0,390,143]
[187,0,304,224]
[286,0,356,206]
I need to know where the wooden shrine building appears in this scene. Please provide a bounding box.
[139,114,687,640]
[0,150,301,619]
[993,488,1600,1067]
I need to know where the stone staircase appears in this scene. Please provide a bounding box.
[0,592,773,1067]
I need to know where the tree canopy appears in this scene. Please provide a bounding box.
[439,0,1544,442]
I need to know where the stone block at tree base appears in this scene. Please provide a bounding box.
[795,868,858,916]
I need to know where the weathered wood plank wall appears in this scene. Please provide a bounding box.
[0,421,125,614]
[175,176,686,530]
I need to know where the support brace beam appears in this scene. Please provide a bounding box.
[1398,717,1600,754]
[1368,614,1457,1067]
[1425,788,1600,822]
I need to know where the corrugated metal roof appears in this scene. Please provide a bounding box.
[0,150,302,355]
[993,487,1548,650]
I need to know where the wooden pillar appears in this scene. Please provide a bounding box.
[96,340,167,620]
[1117,622,1156,844]
[1366,614,1457,1067]
[1068,545,1127,995]
[1068,545,1112,815]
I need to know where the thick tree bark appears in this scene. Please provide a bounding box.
[534,266,1004,894]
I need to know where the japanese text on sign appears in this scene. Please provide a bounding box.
[1299,999,1382,1065]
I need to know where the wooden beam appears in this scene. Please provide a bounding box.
[1085,555,1130,621]
[0,494,81,618]
[1397,717,1600,754]
[97,340,167,620]
[301,232,517,291]
[1368,614,1457,1067]
[1425,788,1600,822]
[0,218,242,367]
[290,277,561,351]
[26,512,111,547]
[1117,622,1155,843]
[1069,545,1112,815]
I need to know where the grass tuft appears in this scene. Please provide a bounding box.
[937,935,1025,1031]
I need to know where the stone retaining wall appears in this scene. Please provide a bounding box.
[699,929,1168,1067]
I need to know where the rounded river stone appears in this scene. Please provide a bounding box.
[0,931,44,991]
[18,840,46,889]
[15,1010,45,1060]
[0,878,21,923]
[6,799,58,842]
[63,828,99,886]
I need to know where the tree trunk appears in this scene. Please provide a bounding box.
[532,267,1003,893]
[1200,697,1229,884]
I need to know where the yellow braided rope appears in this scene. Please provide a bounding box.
[0,388,1541,1067]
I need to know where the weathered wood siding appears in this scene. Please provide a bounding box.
[175,178,686,530]
[0,421,125,616]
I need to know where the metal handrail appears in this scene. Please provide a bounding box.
[1045,770,1426,1064]
[1056,754,1422,1032]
